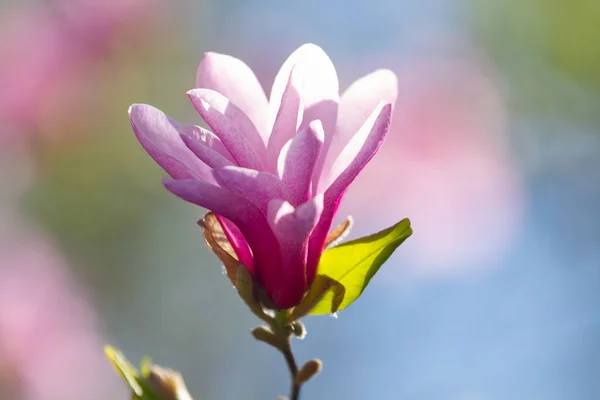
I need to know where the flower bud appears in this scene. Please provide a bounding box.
[291,321,306,339]
[295,359,322,385]
[145,364,193,400]
[251,326,280,349]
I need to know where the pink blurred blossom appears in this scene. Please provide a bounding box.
[339,53,523,273]
[55,0,161,44]
[0,1,163,132]
[0,223,124,400]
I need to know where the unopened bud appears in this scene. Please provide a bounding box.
[251,326,280,349]
[146,365,193,400]
[291,321,306,339]
[104,346,192,400]
[295,359,322,385]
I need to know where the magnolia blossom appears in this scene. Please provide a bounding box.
[129,44,397,308]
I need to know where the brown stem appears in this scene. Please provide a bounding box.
[280,336,300,400]
[268,311,303,400]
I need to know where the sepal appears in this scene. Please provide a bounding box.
[324,216,353,248]
[200,212,275,322]
[198,212,240,286]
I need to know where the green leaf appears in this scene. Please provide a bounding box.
[105,346,143,397]
[289,275,345,321]
[309,218,412,315]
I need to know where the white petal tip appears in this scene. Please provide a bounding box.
[267,198,294,221]
[202,51,231,60]
[187,88,209,96]
[128,103,146,116]
[298,43,323,52]
[308,120,325,141]
[374,68,398,79]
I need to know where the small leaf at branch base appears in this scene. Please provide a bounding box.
[309,218,412,315]
[289,275,345,320]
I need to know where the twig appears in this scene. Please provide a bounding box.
[279,336,300,400]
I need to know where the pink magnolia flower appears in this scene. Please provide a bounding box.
[129,44,397,309]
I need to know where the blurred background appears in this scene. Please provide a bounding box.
[0,0,599,399]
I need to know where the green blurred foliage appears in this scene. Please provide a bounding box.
[21,22,203,286]
[471,0,600,123]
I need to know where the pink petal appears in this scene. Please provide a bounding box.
[327,102,393,188]
[269,44,339,139]
[267,65,304,172]
[266,195,324,308]
[320,69,398,190]
[277,120,324,206]
[337,69,398,142]
[268,196,324,241]
[128,104,214,182]
[306,103,393,282]
[196,52,270,140]
[187,89,267,170]
[215,215,254,271]
[269,44,340,191]
[212,166,283,211]
[174,122,234,162]
[163,178,281,284]
[181,134,233,169]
